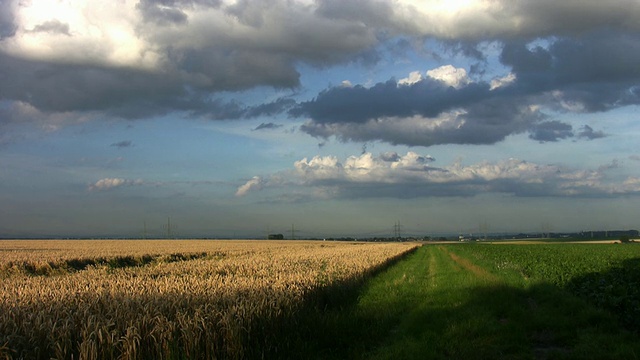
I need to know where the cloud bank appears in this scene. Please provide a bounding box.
[295,30,639,146]
[0,0,638,147]
[237,152,640,200]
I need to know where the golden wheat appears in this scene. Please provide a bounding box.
[0,240,418,359]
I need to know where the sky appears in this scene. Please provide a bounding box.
[1,0,640,238]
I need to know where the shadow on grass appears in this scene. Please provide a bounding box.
[280,260,640,359]
[565,257,640,333]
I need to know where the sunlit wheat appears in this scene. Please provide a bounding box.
[0,240,418,359]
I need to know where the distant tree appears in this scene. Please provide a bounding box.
[620,235,630,243]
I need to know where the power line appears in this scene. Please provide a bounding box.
[165,217,173,239]
[393,220,402,238]
[479,221,489,240]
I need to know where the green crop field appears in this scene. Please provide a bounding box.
[295,243,640,359]
[452,243,640,333]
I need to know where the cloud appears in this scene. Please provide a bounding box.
[136,0,191,27]
[0,52,185,118]
[426,65,470,89]
[235,176,264,196]
[253,122,283,131]
[110,140,134,148]
[528,121,573,142]
[88,178,143,191]
[0,0,16,39]
[340,80,353,88]
[398,71,422,86]
[242,98,297,119]
[0,0,639,138]
[0,100,95,146]
[293,29,640,147]
[296,81,545,146]
[577,125,607,140]
[29,20,71,36]
[315,0,640,40]
[500,32,640,110]
[0,0,377,120]
[490,73,516,90]
[292,76,492,124]
[237,152,640,199]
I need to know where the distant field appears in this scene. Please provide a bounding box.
[0,240,418,359]
[0,239,337,275]
[483,239,625,244]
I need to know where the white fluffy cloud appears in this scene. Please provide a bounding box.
[398,71,423,86]
[236,152,640,199]
[490,73,516,90]
[3,0,155,68]
[426,65,470,89]
[89,178,143,191]
[235,176,264,196]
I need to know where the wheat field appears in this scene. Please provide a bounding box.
[0,240,418,359]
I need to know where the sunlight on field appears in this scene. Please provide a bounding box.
[0,240,418,359]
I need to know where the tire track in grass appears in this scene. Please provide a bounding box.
[439,245,500,284]
[353,246,532,359]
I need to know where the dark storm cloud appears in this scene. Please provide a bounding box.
[0,51,293,122]
[224,0,272,28]
[136,1,189,26]
[294,30,640,147]
[315,0,395,31]
[292,79,491,124]
[440,40,486,62]
[298,100,544,147]
[2,0,640,141]
[168,47,301,92]
[380,152,401,162]
[0,0,15,39]
[295,75,545,146]
[577,125,607,140]
[0,52,185,118]
[512,0,640,38]
[0,0,379,123]
[528,121,573,142]
[500,31,640,111]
